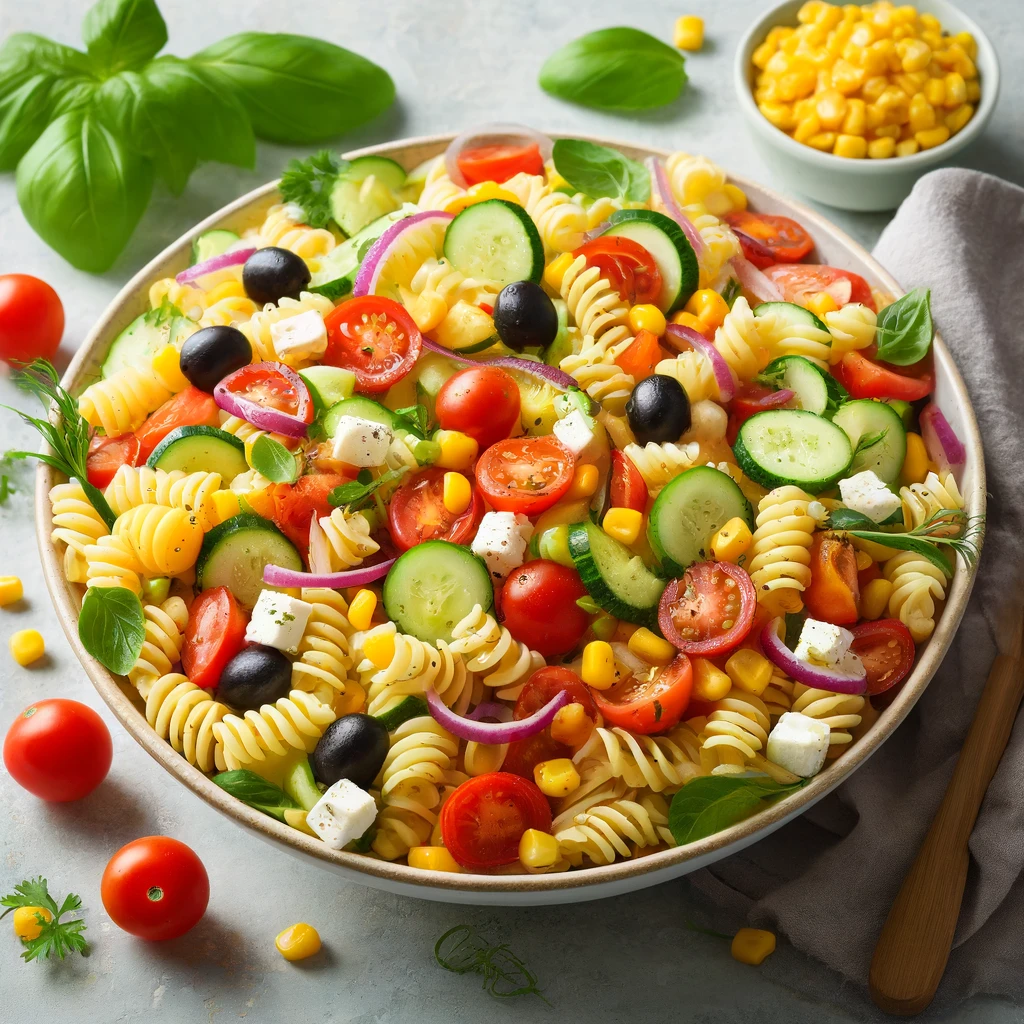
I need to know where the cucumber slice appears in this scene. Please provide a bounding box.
[191,229,240,265]
[734,409,853,492]
[444,199,544,286]
[148,425,249,479]
[648,466,755,575]
[604,209,699,313]
[329,157,408,236]
[753,301,829,332]
[382,540,493,643]
[832,399,907,483]
[197,513,302,609]
[885,398,913,428]
[760,355,831,415]
[412,353,459,398]
[299,366,356,415]
[345,155,407,191]
[544,298,574,367]
[373,695,429,731]
[102,305,195,379]
[323,395,403,438]
[567,522,665,628]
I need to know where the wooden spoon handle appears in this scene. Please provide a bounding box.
[869,648,1024,1016]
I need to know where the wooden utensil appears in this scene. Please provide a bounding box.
[869,620,1024,1016]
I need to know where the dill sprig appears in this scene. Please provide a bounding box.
[4,359,117,530]
[434,925,549,1003]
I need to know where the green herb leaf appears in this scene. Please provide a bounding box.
[784,611,806,648]
[213,769,299,821]
[847,529,953,576]
[435,925,549,1003]
[78,585,146,675]
[373,695,429,731]
[854,428,888,458]
[575,595,603,615]
[669,775,805,845]
[540,27,687,112]
[0,877,88,962]
[0,475,12,504]
[824,372,850,416]
[279,150,347,229]
[250,434,299,484]
[347,825,376,853]
[721,279,742,308]
[329,466,407,512]
[552,138,650,203]
[393,403,430,437]
[82,0,167,75]
[827,507,877,530]
[875,287,933,366]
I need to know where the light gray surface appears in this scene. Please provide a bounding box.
[0,1,1021,1021]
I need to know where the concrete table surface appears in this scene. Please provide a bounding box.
[1,1,1021,1021]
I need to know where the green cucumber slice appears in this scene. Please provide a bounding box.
[148,425,249,479]
[323,395,403,438]
[102,305,195,379]
[299,366,356,415]
[444,199,544,286]
[753,301,829,332]
[373,695,430,731]
[329,157,408,237]
[831,399,907,484]
[191,229,240,265]
[345,155,407,191]
[759,355,833,415]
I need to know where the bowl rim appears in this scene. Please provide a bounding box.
[36,131,986,897]
[732,0,1001,173]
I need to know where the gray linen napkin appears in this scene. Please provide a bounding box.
[689,168,1024,1007]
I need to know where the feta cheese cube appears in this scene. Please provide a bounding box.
[471,511,533,581]
[793,617,854,669]
[552,409,598,458]
[270,309,328,363]
[305,779,378,850]
[839,470,902,524]
[767,712,830,778]
[331,415,393,467]
[244,589,313,654]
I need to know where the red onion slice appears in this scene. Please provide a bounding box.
[664,323,737,402]
[353,211,453,298]
[730,256,785,303]
[466,702,513,723]
[920,403,965,470]
[582,221,612,243]
[263,558,396,589]
[427,686,568,743]
[444,124,554,188]
[177,247,256,285]
[730,228,775,268]
[760,618,867,695]
[645,156,706,258]
[421,337,578,391]
[214,361,311,439]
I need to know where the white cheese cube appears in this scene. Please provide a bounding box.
[270,309,328,363]
[471,511,533,581]
[793,617,854,669]
[331,415,393,467]
[306,779,378,850]
[552,409,598,458]
[244,589,313,654]
[767,712,831,778]
[839,470,902,524]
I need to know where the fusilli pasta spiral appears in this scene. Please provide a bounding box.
[556,793,674,866]
[105,466,223,532]
[884,550,947,642]
[114,504,204,577]
[140,673,228,773]
[748,486,816,601]
[713,296,769,380]
[49,482,107,557]
[417,157,465,211]
[449,605,544,701]
[756,305,833,369]
[620,441,701,495]
[149,278,206,320]
[900,470,964,531]
[130,597,189,689]
[84,534,143,594]
[791,684,865,755]
[291,588,356,708]
[78,363,179,437]
[317,509,379,571]
[501,173,589,253]
[824,303,876,362]
[697,690,799,783]
[573,726,700,793]
[258,203,337,259]
[654,351,721,402]
[240,292,336,364]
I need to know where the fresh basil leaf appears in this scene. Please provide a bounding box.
[784,611,806,649]
[669,775,805,846]
[279,150,347,229]
[827,507,878,530]
[191,33,395,144]
[854,428,888,458]
[552,139,650,203]
[82,0,167,75]
[374,695,430,732]
[539,27,687,112]
[250,434,299,484]
[848,530,953,576]
[874,287,933,366]
[213,769,298,822]
[721,279,742,308]
[78,585,145,674]
[328,466,407,511]
[824,372,849,416]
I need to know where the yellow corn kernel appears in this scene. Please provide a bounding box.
[899,38,931,72]
[710,516,753,563]
[833,133,868,158]
[759,101,798,131]
[363,630,395,670]
[333,685,366,717]
[777,68,818,101]
[861,40,891,76]
[12,905,52,941]
[674,15,704,51]
[543,252,574,293]
[915,125,950,149]
[873,123,901,139]
[830,58,864,94]
[908,92,936,133]
[565,463,599,501]
[919,12,940,33]
[841,97,867,135]
[894,5,917,25]
[796,1,822,24]
[765,50,791,76]
[793,115,821,143]
[627,627,676,667]
[815,88,847,129]
[732,928,777,966]
[685,289,730,330]
[434,429,479,472]
[0,575,24,606]
[347,588,377,631]
[855,548,874,572]
[966,80,981,102]
[692,657,733,702]
[276,922,322,962]
[752,39,778,70]
[210,489,242,526]
[806,291,841,318]
[10,629,44,667]
[895,138,920,157]
[868,136,896,158]
[860,577,893,620]
[628,303,667,337]
[519,828,561,869]
[943,72,966,108]
[924,77,945,106]
[152,344,189,391]
[725,648,774,696]
[900,431,929,484]
[443,182,520,215]
[534,757,580,798]
[408,846,463,873]
[954,31,977,61]
[603,507,643,546]
[442,472,471,515]
[946,103,974,134]
[670,310,711,337]
[806,131,838,151]
[582,640,617,689]
[861,75,890,102]
[550,702,594,747]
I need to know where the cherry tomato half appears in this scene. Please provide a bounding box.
[615,329,662,381]
[850,618,916,695]
[435,365,521,450]
[268,472,353,551]
[609,449,648,513]
[500,561,589,657]
[133,385,221,464]
[3,699,112,802]
[725,211,814,267]
[388,466,484,551]
[87,433,141,489]
[441,772,552,869]
[763,263,875,310]
[658,561,757,657]
[324,296,422,393]
[101,837,209,941]
[592,654,693,735]
[804,532,860,625]
[475,436,575,516]
[833,350,934,401]
[217,363,314,423]
[456,143,544,185]
[574,236,662,306]
[0,274,64,364]
[182,586,248,689]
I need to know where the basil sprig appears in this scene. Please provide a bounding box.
[250,434,299,485]
[551,139,650,204]
[213,769,299,822]
[78,586,145,675]
[874,287,933,366]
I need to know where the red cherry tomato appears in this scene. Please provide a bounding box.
[133,386,221,463]
[499,560,589,657]
[850,618,916,695]
[833,350,934,401]
[182,587,248,689]
[3,699,112,802]
[592,654,693,735]
[475,436,575,516]
[324,296,422,393]
[218,363,314,423]
[615,329,662,381]
[388,466,484,551]
[268,472,353,551]
[658,561,757,657]
[804,533,860,625]
[610,450,649,513]
[87,433,141,488]
[435,366,521,450]
[574,235,662,305]
[456,143,544,185]
[440,772,552,869]
[725,211,814,266]
[762,263,875,310]
[726,381,794,445]
[101,837,209,941]
[0,274,64,363]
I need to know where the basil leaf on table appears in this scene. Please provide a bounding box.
[539,27,688,112]
[551,139,650,203]
[250,434,299,484]
[213,769,299,822]
[669,775,805,845]
[77,585,146,675]
[874,287,933,366]
[83,0,168,75]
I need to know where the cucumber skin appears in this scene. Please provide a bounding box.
[147,424,248,476]
[753,301,829,333]
[444,199,544,285]
[832,399,907,483]
[196,512,302,601]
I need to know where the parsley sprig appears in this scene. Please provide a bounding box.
[328,467,408,513]
[434,925,548,1003]
[1,877,88,962]
[279,150,347,229]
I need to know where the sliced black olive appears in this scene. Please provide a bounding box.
[625,374,691,445]
[492,280,559,351]
[242,246,311,305]
[311,714,389,789]
[179,325,252,393]
[215,646,292,711]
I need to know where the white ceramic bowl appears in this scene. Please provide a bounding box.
[734,0,1001,211]
[37,133,985,905]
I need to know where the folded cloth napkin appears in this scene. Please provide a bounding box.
[689,168,1024,1008]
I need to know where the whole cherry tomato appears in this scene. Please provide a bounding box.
[500,560,589,657]
[0,274,63,363]
[435,366,521,450]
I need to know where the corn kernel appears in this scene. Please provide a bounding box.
[815,88,848,129]
[550,702,594,747]
[347,588,377,631]
[408,846,462,873]
[10,629,44,667]
[582,640,617,689]
[543,252,574,293]
[830,58,864,94]
[685,289,730,331]
[873,122,901,139]
[854,548,874,572]
[434,429,479,471]
[833,133,868,158]
[276,922,322,962]
[793,115,821,143]
[210,489,241,526]
[966,80,981,102]
[752,40,778,70]
[442,472,471,515]
[861,578,894,620]
[915,125,950,149]
[725,648,774,696]
[778,69,817,101]
[861,75,889,102]
[710,516,753,563]
[628,303,667,337]
[670,310,712,337]
[0,575,23,606]
[519,829,560,869]
[908,92,936,133]
[12,905,52,941]
[806,291,841,317]
[603,507,643,546]
[954,31,978,61]
[562,463,597,502]
[868,136,896,158]
[806,131,838,151]
[534,757,580,798]
[627,627,676,667]
[924,77,945,106]
[692,657,732,702]
[842,97,867,135]
[759,101,797,130]
[899,431,929,484]
[732,928,777,965]
[363,630,395,670]
[152,344,189,391]
[895,138,920,156]
[945,103,973,134]
[674,15,704,51]
[943,72,966,108]
[899,38,931,72]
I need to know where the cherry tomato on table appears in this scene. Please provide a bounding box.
[609,449,648,513]
[574,236,662,306]
[133,386,221,464]
[3,699,112,802]
[218,363,315,424]
[87,433,141,489]
[457,143,544,185]
[803,532,860,625]
[658,561,757,657]
[101,836,209,941]
[500,560,589,658]
[592,654,693,735]
[266,472,353,551]
[182,586,248,689]
[324,296,422,393]
[388,466,484,551]
[833,350,934,401]
[763,263,875,310]
[850,619,916,695]
[0,274,64,363]
[725,211,814,267]
[435,365,521,450]
[476,435,575,516]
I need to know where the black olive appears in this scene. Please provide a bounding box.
[311,714,389,789]
[625,374,691,445]
[179,325,252,393]
[215,646,292,711]
[492,280,558,352]
[242,246,311,305]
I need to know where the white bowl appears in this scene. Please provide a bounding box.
[734,0,1001,211]
[37,133,985,905]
